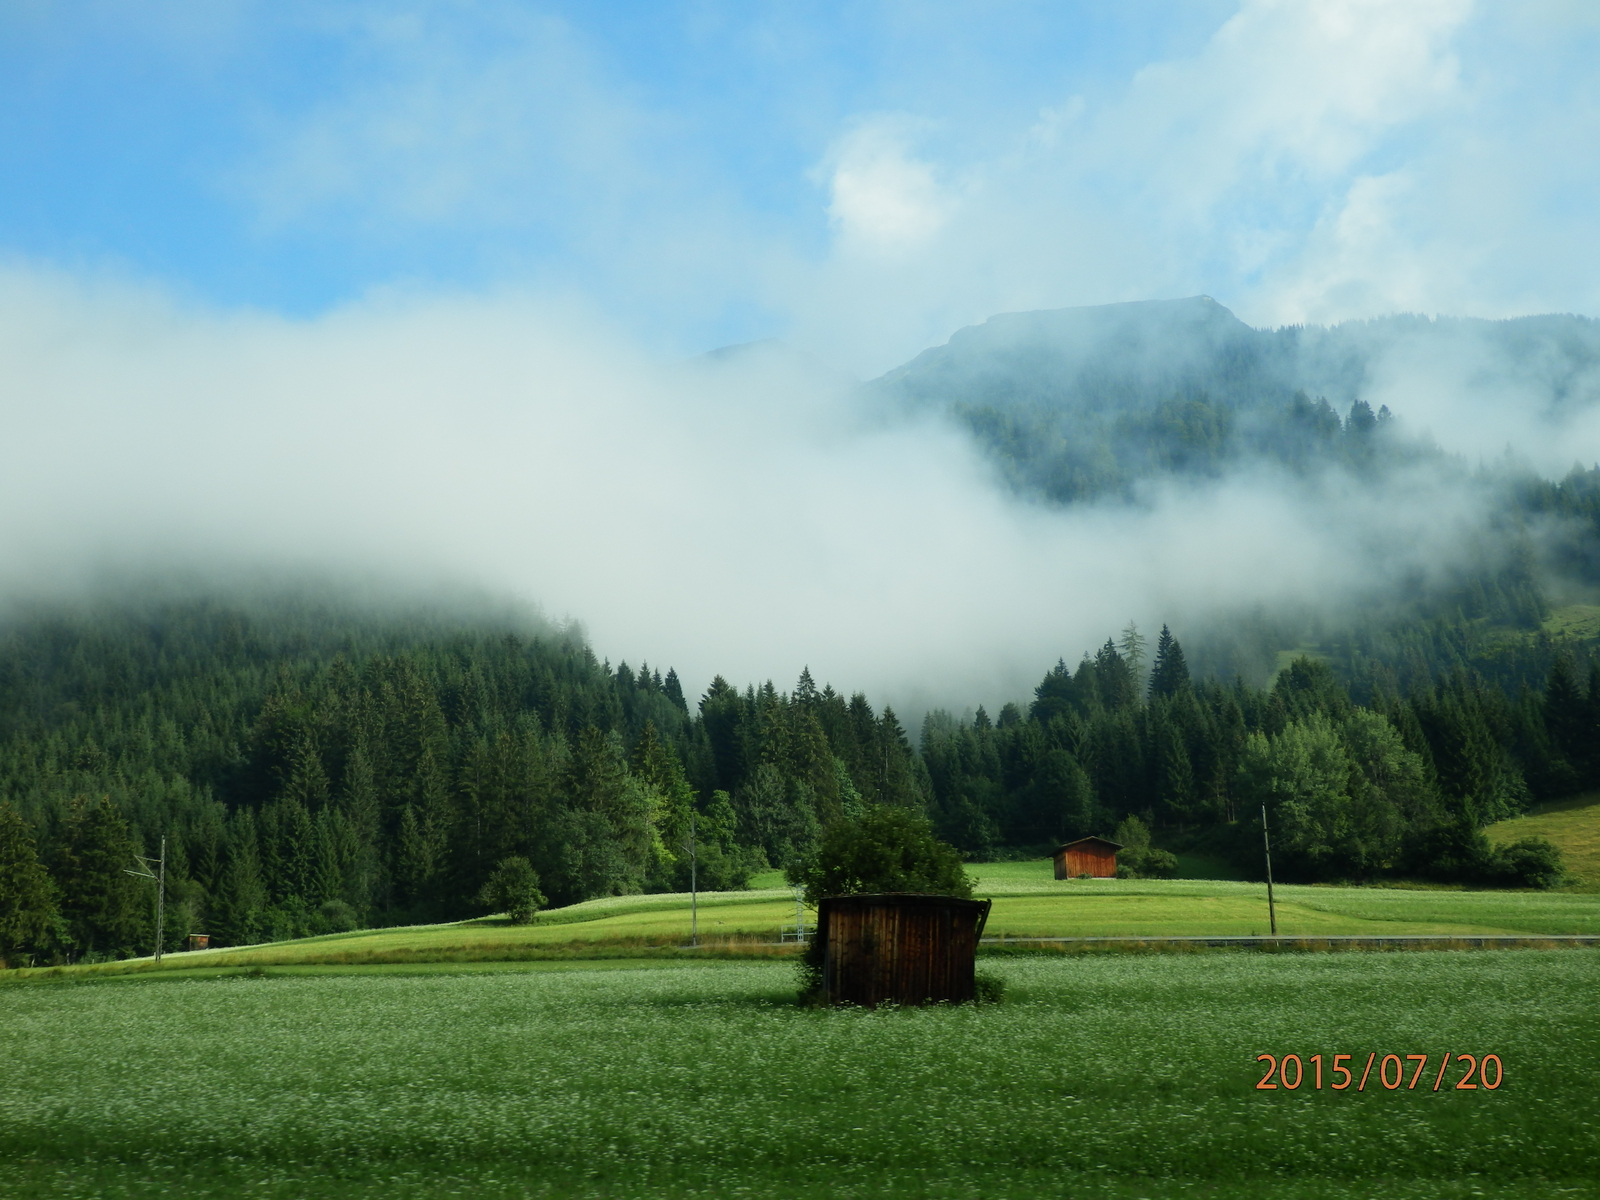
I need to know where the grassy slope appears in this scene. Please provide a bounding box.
[1543,603,1600,638]
[2,953,1594,1199]
[1487,792,1600,892]
[13,866,1600,983]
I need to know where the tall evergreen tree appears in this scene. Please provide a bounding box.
[212,810,267,947]
[1092,641,1137,710]
[1148,625,1191,698]
[1544,655,1590,784]
[53,796,144,957]
[0,801,55,964]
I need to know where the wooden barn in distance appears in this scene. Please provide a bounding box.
[1053,836,1122,879]
[818,894,992,1007]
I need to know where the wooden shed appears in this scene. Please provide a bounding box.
[817,893,992,1007]
[185,934,210,951]
[1053,836,1123,879]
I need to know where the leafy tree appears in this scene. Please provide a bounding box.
[1236,716,1363,878]
[786,807,972,907]
[1110,814,1177,878]
[1013,746,1096,845]
[478,856,547,923]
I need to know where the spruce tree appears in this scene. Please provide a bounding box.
[54,796,144,957]
[1148,625,1191,698]
[0,801,55,964]
[1119,621,1147,678]
[1544,655,1589,781]
[212,811,266,946]
[663,668,687,712]
[1092,641,1136,710]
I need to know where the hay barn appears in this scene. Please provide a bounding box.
[817,893,992,1007]
[1053,836,1122,879]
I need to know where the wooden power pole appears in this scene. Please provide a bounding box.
[1259,806,1277,937]
[126,836,167,965]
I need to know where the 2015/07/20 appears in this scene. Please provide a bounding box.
[1256,1053,1503,1092]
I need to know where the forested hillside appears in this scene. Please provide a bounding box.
[0,592,1595,967]
[872,298,1600,507]
[0,594,929,961]
[4,300,1600,965]
[872,298,1600,685]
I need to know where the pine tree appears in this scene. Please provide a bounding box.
[1544,655,1589,781]
[395,804,436,906]
[282,733,332,811]
[663,668,687,712]
[1093,641,1136,710]
[794,667,819,708]
[1148,625,1191,698]
[1150,705,1196,822]
[1119,622,1147,678]
[1031,659,1076,723]
[54,796,144,957]
[212,810,266,947]
[0,801,55,964]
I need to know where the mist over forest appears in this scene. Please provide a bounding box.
[1,295,1597,964]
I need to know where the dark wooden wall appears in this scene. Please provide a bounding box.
[1054,844,1117,878]
[818,894,991,1007]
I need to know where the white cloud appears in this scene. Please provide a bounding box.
[823,117,952,250]
[783,0,1590,373]
[0,263,1553,715]
[207,2,1600,374]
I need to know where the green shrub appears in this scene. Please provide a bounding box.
[316,901,359,934]
[1489,837,1565,889]
[1111,816,1178,878]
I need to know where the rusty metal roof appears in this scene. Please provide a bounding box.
[1053,836,1123,853]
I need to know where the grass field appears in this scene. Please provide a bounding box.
[2,951,1595,1199]
[1487,792,1600,892]
[8,866,1600,983]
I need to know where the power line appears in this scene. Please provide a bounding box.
[125,836,167,965]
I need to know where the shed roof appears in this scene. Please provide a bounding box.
[1054,836,1123,853]
[819,892,990,909]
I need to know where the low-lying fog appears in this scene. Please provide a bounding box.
[0,265,1595,712]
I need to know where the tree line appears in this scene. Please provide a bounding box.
[0,598,1592,966]
[921,625,1588,885]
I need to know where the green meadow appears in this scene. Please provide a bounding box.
[3,951,1595,1199]
[8,865,1600,984]
[8,855,1599,1198]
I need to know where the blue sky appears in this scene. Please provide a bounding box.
[0,4,1219,342]
[7,2,1596,368]
[2,2,1599,701]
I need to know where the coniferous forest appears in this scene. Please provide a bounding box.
[4,299,1600,965]
[0,583,1593,967]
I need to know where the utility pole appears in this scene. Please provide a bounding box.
[1259,805,1277,937]
[126,836,167,965]
[683,809,698,948]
